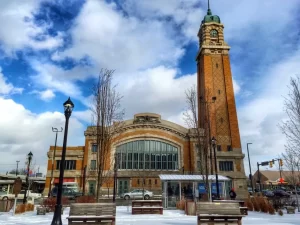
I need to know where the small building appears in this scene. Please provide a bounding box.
[159,174,232,208]
[0,174,45,194]
[252,170,300,189]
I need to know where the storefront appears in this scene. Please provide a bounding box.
[159,174,232,209]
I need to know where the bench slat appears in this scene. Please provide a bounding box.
[68,203,116,225]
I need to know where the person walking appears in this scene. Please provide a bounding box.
[229,188,237,200]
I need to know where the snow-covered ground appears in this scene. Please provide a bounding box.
[0,206,299,225]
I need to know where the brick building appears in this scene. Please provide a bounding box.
[45,113,200,195]
[196,4,247,196]
[44,4,247,197]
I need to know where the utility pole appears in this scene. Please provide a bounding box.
[48,127,63,197]
[246,143,253,193]
[16,161,20,176]
[36,166,40,177]
[257,161,269,192]
[257,163,261,192]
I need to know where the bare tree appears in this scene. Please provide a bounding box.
[280,77,300,156]
[282,145,300,185]
[90,69,125,202]
[183,85,210,193]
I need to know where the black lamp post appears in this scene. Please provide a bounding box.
[113,154,118,203]
[51,97,74,225]
[211,137,220,199]
[23,152,33,204]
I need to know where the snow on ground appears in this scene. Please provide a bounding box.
[0,206,299,225]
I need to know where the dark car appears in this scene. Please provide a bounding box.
[273,189,290,197]
[264,191,275,197]
[51,187,82,200]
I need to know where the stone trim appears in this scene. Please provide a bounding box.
[85,123,191,139]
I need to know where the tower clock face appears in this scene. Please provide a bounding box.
[210,29,218,38]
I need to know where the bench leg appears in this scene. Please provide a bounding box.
[237,219,242,225]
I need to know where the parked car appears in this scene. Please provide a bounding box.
[273,189,290,197]
[50,187,82,200]
[248,187,253,195]
[0,190,42,200]
[120,189,153,200]
[261,189,270,196]
[264,191,275,197]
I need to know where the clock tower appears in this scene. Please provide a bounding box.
[196,1,247,197]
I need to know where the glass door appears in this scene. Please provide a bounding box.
[118,179,129,196]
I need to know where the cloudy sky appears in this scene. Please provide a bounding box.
[0,0,299,176]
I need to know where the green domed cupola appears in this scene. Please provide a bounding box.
[202,0,221,24]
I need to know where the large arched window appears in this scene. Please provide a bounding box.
[116,140,179,170]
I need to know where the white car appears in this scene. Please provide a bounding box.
[120,189,153,200]
[0,190,42,200]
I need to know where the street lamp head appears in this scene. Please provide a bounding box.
[28,151,33,160]
[211,136,217,145]
[247,143,252,145]
[63,97,74,115]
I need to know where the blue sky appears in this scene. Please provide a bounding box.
[0,0,300,175]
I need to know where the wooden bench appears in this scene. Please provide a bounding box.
[67,203,116,225]
[286,206,295,214]
[213,200,245,207]
[213,200,248,215]
[196,202,244,225]
[132,200,163,215]
[36,206,46,215]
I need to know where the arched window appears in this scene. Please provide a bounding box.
[210,29,218,38]
[116,140,179,171]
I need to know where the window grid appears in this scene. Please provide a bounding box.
[56,160,76,170]
[90,160,96,170]
[219,161,233,171]
[116,140,178,171]
[91,144,97,153]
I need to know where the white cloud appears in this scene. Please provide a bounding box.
[0,0,64,56]
[30,61,88,104]
[117,67,196,119]
[122,0,205,42]
[232,79,240,95]
[0,67,23,95]
[31,89,55,101]
[239,50,300,174]
[52,0,184,72]
[0,97,85,174]
[40,89,55,101]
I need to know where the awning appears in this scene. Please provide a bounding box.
[0,180,15,184]
[159,174,230,181]
[33,181,45,184]
[54,178,75,183]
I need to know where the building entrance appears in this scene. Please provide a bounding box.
[118,179,129,195]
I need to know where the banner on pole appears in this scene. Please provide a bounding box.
[198,183,207,194]
[211,183,223,194]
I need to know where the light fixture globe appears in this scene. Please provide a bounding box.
[63,97,74,113]
[28,151,33,160]
[28,151,33,157]
[211,136,217,145]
